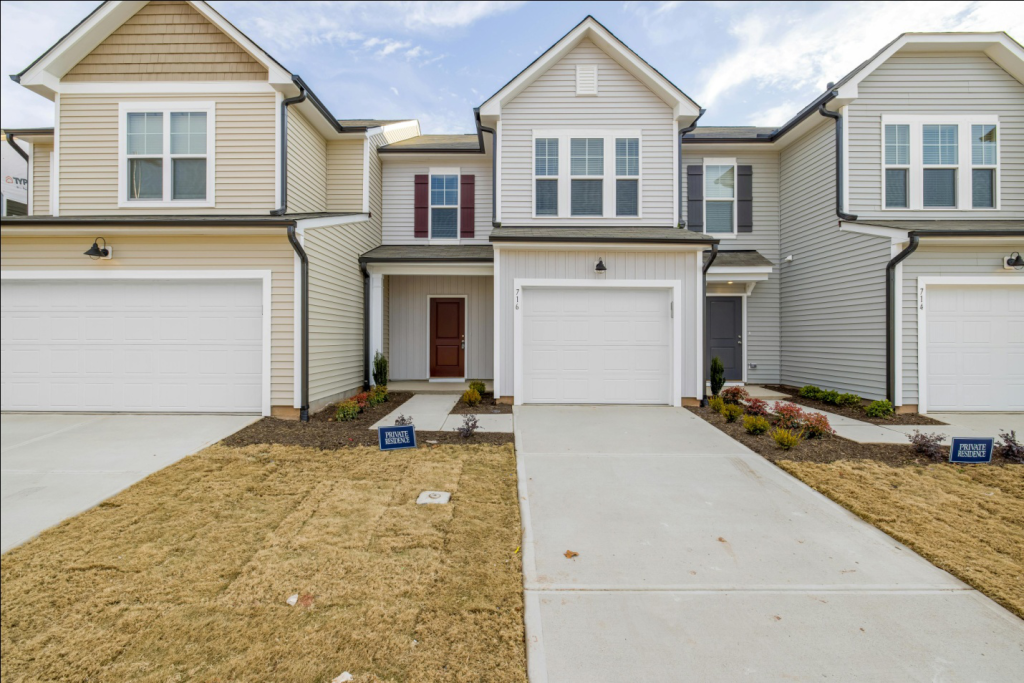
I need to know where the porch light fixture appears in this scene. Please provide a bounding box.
[595,258,607,273]
[84,237,111,260]
[1006,251,1023,270]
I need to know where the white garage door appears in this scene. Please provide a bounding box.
[521,287,673,404]
[925,284,1023,412]
[1,278,264,413]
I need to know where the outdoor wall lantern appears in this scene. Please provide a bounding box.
[1005,251,1023,270]
[595,258,607,273]
[84,237,112,260]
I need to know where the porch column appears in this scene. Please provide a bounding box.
[368,271,384,384]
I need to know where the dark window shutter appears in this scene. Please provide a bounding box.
[686,165,703,232]
[414,174,429,238]
[460,174,475,238]
[737,165,753,232]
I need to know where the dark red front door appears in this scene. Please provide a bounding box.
[430,298,465,378]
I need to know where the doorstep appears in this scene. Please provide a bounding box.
[388,380,493,393]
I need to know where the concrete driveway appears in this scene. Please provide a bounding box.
[1,413,255,553]
[514,406,1024,682]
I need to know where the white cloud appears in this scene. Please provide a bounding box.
[390,86,400,96]
[746,100,804,127]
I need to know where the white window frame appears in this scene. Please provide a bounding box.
[531,129,641,220]
[614,137,642,218]
[969,123,998,210]
[428,166,460,243]
[533,137,560,218]
[703,157,737,238]
[883,123,910,209]
[880,115,999,211]
[118,101,216,209]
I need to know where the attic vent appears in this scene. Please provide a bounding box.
[576,65,598,96]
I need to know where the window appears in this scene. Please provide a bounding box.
[971,124,997,208]
[570,138,603,216]
[704,162,735,234]
[922,124,957,208]
[430,174,459,239]
[884,124,909,208]
[119,102,214,207]
[535,138,559,217]
[615,137,639,217]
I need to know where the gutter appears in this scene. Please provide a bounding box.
[701,243,719,405]
[474,108,499,227]
[287,223,310,422]
[678,108,706,228]
[885,234,917,406]
[816,96,858,221]
[5,132,29,215]
[271,77,308,216]
[361,264,370,389]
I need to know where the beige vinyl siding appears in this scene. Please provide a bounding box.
[63,1,267,82]
[387,275,493,380]
[287,110,327,214]
[780,119,892,399]
[31,143,53,216]
[495,249,704,399]
[0,233,295,406]
[326,139,364,212]
[681,148,781,384]
[57,92,276,215]
[900,243,1021,405]
[381,155,493,244]
[500,39,676,226]
[848,50,1024,219]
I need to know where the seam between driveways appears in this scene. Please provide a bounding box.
[0,415,101,453]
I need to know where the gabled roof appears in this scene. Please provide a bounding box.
[478,16,700,122]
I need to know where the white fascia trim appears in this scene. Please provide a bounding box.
[58,81,278,95]
[915,275,1023,414]
[365,263,493,277]
[493,241,711,253]
[839,221,910,242]
[1,269,274,416]
[512,278,683,407]
[296,213,371,231]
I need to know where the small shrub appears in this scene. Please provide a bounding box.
[710,357,726,397]
[995,431,1023,463]
[744,415,770,435]
[803,412,835,439]
[907,430,946,461]
[865,400,894,419]
[836,392,862,407]
[353,391,370,410]
[771,428,803,450]
[468,380,487,395]
[456,413,481,438]
[334,400,360,421]
[820,389,841,405]
[772,402,806,429]
[722,404,744,422]
[799,385,824,400]
[367,385,388,407]
[394,414,413,426]
[744,397,771,417]
[721,387,750,405]
[461,388,481,407]
[708,396,725,413]
[372,351,389,387]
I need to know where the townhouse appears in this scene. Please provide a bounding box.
[2,3,1021,418]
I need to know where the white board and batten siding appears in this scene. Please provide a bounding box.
[496,249,704,401]
[500,38,676,226]
[780,120,893,400]
[848,50,1024,220]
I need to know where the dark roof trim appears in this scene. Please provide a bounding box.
[359,255,494,264]
[490,234,718,245]
[0,214,355,227]
[682,90,837,144]
[292,75,362,134]
[10,0,108,83]
[3,127,54,136]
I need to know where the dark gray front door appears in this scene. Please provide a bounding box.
[708,296,743,381]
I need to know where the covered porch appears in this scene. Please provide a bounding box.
[361,245,495,384]
[704,250,774,384]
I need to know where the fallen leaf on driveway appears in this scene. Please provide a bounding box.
[564,550,579,559]
[718,537,727,543]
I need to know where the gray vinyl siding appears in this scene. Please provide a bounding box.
[780,119,893,399]
[848,50,1024,219]
[381,155,492,244]
[900,243,1022,405]
[387,275,493,380]
[500,38,675,226]
[681,148,781,383]
[495,248,704,399]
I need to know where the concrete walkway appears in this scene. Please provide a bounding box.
[514,405,1024,682]
[369,393,460,431]
[1,413,255,553]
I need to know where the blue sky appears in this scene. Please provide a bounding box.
[2,1,1022,132]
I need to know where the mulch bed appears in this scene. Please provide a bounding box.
[450,392,513,415]
[686,405,1018,468]
[761,384,946,425]
[223,390,514,449]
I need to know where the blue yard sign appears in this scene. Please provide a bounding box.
[378,425,417,451]
[949,437,994,464]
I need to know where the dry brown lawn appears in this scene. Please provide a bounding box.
[0,443,526,682]
[777,459,1024,618]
